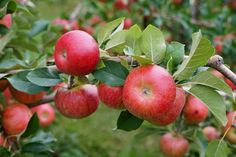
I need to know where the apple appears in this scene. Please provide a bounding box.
[0,134,4,146]
[225,78,236,90]
[203,126,219,142]
[124,18,132,29]
[9,85,45,104]
[172,0,183,5]
[98,83,124,109]
[114,0,128,10]
[52,18,79,33]
[2,88,16,105]
[223,111,236,144]
[0,14,12,29]
[89,15,101,26]
[52,82,67,91]
[31,103,55,127]
[70,20,79,30]
[210,70,224,79]
[80,26,94,35]
[149,88,186,126]
[183,95,208,124]
[123,64,176,120]
[54,30,99,76]
[228,0,236,10]
[0,79,8,91]
[55,84,99,118]
[160,132,189,157]
[215,44,222,54]
[2,104,32,135]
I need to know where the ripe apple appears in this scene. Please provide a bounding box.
[160,132,189,157]
[0,134,4,146]
[215,44,222,54]
[0,14,12,29]
[52,18,79,33]
[114,0,128,10]
[123,65,176,120]
[9,85,45,104]
[183,95,208,124]
[52,82,67,91]
[225,78,236,90]
[0,79,8,91]
[98,83,124,109]
[89,15,101,26]
[149,88,185,126]
[172,0,183,5]
[2,104,32,135]
[210,70,224,79]
[55,84,99,118]
[54,30,99,76]
[203,126,219,142]
[31,103,55,127]
[124,18,132,29]
[222,111,236,144]
[80,26,94,35]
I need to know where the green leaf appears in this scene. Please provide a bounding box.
[6,1,16,13]
[21,142,53,154]
[0,147,11,157]
[92,60,129,86]
[16,4,32,15]
[28,20,49,38]
[189,85,227,126]
[205,140,230,157]
[165,41,185,65]
[195,130,208,157]
[7,71,49,94]
[132,55,152,65]
[27,67,62,87]
[0,31,13,53]
[167,57,174,74]
[139,25,166,64]
[190,71,233,99]
[125,25,142,55]
[97,17,125,46]
[105,30,127,52]
[22,113,40,138]
[117,110,144,131]
[173,31,215,81]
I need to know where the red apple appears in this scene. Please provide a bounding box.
[203,126,219,142]
[225,78,236,90]
[9,85,45,104]
[0,14,12,29]
[98,83,124,109]
[0,79,8,91]
[215,44,222,54]
[0,134,4,146]
[2,104,32,135]
[52,82,67,91]
[70,20,79,30]
[214,36,222,43]
[54,30,99,76]
[80,26,94,35]
[124,18,132,29]
[31,103,55,127]
[172,0,183,5]
[89,15,101,26]
[52,18,70,33]
[210,70,224,79]
[123,65,176,120]
[160,132,189,157]
[183,95,208,124]
[114,0,128,10]
[228,0,236,10]
[55,84,99,118]
[149,88,185,126]
[223,111,236,144]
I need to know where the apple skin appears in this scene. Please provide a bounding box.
[228,0,236,10]
[2,104,32,135]
[0,134,4,146]
[52,18,79,33]
[203,126,219,142]
[124,18,132,29]
[114,0,127,10]
[160,133,189,157]
[183,95,208,124]
[55,84,99,118]
[172,0,183,5]
[54,30,99,76]
[225,78,236,90]
[149,88,185,126]
[123,65,176,120]
[0,14,12,29]
[89,15,101,26]
[215,44,222,54]
[80,26,94,35]
[98,83,124,109]
[52,82,67,91]
[31,103,55,127]
[9,85,45,104]
[223,111,236,144]
[211,70,224,79]
[0,79,9,91]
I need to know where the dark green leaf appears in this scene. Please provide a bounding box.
[21,142,53,154]
[28,20,49,38]
[0,147,11,157]
[22,113,40,138]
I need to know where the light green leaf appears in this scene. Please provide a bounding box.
[132,55,152,65]
[139,25,166,64]
[189,85,227,126]
[0,31,13,53]
[105,30,127,52]
[165,41,185,65]
[167,57,174,74]
[174,31,215,81]
[205,140,230,157]
[191,71,234,99]
[97,17,125,46]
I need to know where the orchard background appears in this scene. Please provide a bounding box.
[0,0,236,157]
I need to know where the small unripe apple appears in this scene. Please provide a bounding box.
[31,103,55,127]
[124,18,132,29]
[2,104,32,135]
[225,78,236,90]
[0,79,8,91]
[54,30,99,76]
[223,111,236,144]
[9,85,45,104]
[172,0,183,5]
[203,126,219,142]
[98,83,124,109]
[0,14,12,29]
[149,88,185,126]
[123,65,176,120]
[160,132,189,157]
[55,84,99,118]
[114,0,128,10]
[183,95,208,124]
